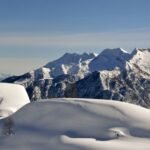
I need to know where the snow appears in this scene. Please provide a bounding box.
[130,48,150,76]
[9,48,150,90]
[0,83,30,118]
[99,69,120,90]
[44,52,96,77]
[0,98,150,150]
[34,67,52,80]
[89,48,130,72]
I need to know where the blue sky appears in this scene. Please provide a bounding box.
[0,0,150,74]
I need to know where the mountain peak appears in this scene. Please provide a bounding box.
[44,52,96,77]
[132,48,150,54]
[131,48,150,57]
[62,52,97,60]
[129,48,150,76]
[45,52,96,67]
[63,52,78,57]
[136,48,150,51]
[101,48,129,55]
[89,48,130,72]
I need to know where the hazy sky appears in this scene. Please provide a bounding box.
[0,0,150,74]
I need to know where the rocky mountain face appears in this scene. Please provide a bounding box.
[2,48,150,107]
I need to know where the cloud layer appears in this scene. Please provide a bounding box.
[0,29,150,50]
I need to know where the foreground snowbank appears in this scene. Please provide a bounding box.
[0,98,150,150]
[0,83,30,118]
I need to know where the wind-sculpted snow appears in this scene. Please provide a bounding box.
[0,98,150,150]
[0,83,30,118]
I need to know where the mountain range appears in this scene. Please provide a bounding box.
[2,48,150,107]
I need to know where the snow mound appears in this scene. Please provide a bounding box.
[0,83,30,118]
[0,98,150,150]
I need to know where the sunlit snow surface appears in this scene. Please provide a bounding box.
[0,83,30,118]
[0,98,150,150]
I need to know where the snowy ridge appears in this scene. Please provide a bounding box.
[129,48,150,77]
[0,98,150,150]
[89,48,130,72]
[44,52,97,78]
[6,47,149,82]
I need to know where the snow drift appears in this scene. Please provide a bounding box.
[0,98,150,150]
[0,83,30,118]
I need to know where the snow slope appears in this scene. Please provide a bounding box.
[45,52,97,78]
[129,48,150,77]
[0,83,30,118]
[0,98,150,150]
[89,48,130,72]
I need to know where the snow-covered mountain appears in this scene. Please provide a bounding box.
[89,48,130,72]
[45,52,97,78]
[0,98,150,150]
[129,48,150,77]
[2,48,150,107]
